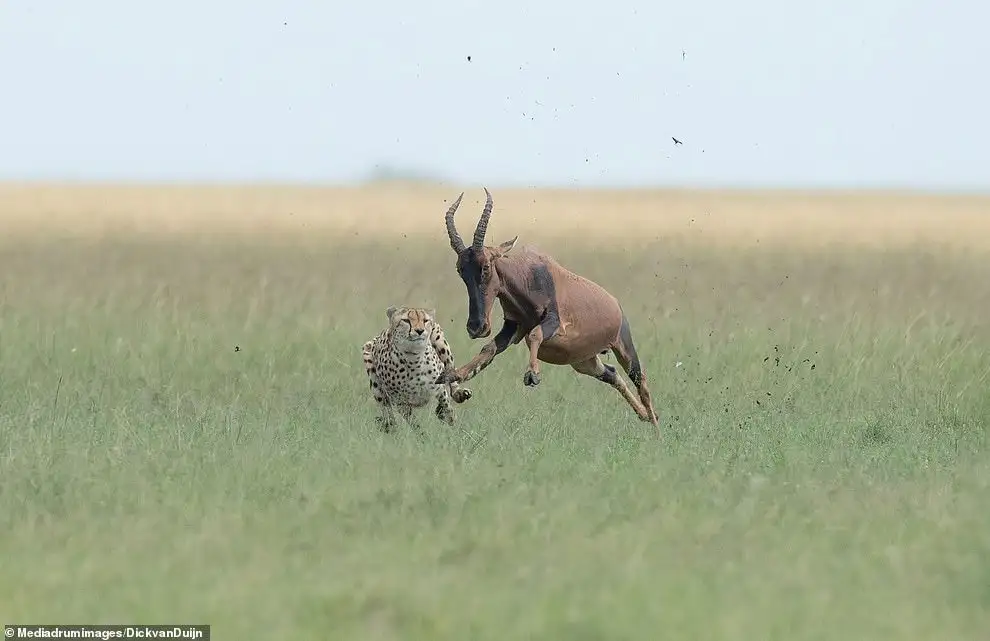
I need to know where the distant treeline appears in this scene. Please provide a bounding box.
[362,163,447,185]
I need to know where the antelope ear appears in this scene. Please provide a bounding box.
[496,236,518,256]
[386,306,401,321]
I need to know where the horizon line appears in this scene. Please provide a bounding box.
[1,178,988,198]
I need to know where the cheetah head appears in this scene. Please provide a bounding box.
[386,306,437,350]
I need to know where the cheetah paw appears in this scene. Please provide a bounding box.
[452,388,473,403]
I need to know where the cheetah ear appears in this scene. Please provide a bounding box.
[426,308,436,320]
[386,306,401,321]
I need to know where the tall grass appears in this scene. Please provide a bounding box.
[0,189,988,640]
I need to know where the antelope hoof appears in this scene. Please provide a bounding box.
[452,388,473,403]
[637,409,659,426]
[523,371,541,387]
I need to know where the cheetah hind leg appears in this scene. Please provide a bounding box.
[366,363,398,433]
[364,340,401,434]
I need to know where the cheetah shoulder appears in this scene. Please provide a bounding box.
[362,330,389,363]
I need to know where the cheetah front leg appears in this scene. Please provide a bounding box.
[434,386,456,426]
[375,406,398,433]
[448,381,472,404]
[397,404,424,432]
[430,326,472,404]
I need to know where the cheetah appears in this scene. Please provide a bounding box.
[362,306,472,432]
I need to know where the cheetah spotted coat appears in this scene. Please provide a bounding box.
[362,307,472,431]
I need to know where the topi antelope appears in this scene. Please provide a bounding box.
[435,188,661,431]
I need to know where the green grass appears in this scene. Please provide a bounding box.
[1,236,988,640]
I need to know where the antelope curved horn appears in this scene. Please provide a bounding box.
[472,187,493,250]
[445,192,466,253]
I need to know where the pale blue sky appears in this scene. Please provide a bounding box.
[1,1,987,190]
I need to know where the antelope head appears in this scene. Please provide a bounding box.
[444,188,517,339]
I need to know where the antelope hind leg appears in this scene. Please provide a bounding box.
[571,356,653,423]
[612,315,661,427]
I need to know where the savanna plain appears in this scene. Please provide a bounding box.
[1,184,988,640]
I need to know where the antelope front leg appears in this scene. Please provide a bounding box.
[436,319,521,385]
[522,313,560,387]
[523,326,544,387]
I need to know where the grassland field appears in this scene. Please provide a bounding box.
[0,184,988,640]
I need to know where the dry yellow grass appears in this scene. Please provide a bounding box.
[1,183,989,250]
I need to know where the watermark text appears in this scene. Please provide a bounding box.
[4,626,209,640]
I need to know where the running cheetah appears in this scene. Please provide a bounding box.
[362,306,472,432]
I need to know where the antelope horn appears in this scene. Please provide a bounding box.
[445,192,466,253]
[472,187,493,250]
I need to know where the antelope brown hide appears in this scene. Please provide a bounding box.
[437,188,661,430]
